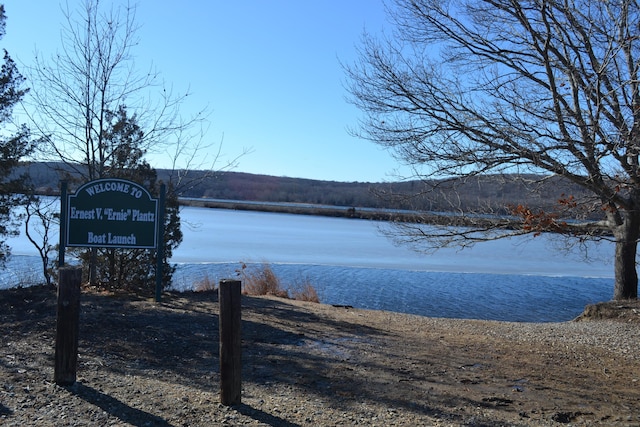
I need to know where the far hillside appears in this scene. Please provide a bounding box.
[20,162,599,219]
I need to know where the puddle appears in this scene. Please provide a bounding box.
[298,336,376,360]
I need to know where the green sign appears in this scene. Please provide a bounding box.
[66,178,158,249]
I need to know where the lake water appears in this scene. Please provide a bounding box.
[2,205,616,322]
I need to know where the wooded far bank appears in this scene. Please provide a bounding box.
[22,162,601,222]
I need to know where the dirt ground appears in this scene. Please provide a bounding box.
[2,285,640,426]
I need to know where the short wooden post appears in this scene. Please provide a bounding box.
[219,279,242,405]
[54,266,82,386]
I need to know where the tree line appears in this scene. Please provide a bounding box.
[22,161,599,220]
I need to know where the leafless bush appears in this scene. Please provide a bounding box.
[237,262,320,302]
[194,274,217,292]
[239,263,289,298]
[290,278,321,303]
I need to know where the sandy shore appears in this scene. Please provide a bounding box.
[2,285,640,426]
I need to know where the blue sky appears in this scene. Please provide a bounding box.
[2,1,411,183]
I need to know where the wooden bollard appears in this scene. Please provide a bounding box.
[219,279,242,405]
[54,266,83,386]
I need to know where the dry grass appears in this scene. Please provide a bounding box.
[239,263,289,298]
[290,279,321,303]
[193,274,217,292]
[191,263,320,302]
[237,262,319,303]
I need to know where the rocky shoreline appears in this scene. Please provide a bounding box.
[2,285,640,426]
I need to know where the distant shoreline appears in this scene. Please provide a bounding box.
[178,197,412,220]
[177,197,507,228]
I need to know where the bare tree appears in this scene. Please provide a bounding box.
[345,0,640,300]
[25,0,212,179]
[22,0,226,290]
[24,196,57,287]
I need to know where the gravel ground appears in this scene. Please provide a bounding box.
[2,285,640,426]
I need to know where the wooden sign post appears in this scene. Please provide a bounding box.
[54,178,164,385]
[219,279,242,405]
[54,266,83,385]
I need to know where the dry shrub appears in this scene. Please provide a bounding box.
[237,262,320,303]
[194,274,216,292]
[290,278,320,303]
[240,263,289,298]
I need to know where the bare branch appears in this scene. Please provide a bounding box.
[345,0,640,299]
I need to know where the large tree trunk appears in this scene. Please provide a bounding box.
[613,211,640,300]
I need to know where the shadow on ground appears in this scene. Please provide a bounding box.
[1,286,536,426]
[67,382,175,427]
